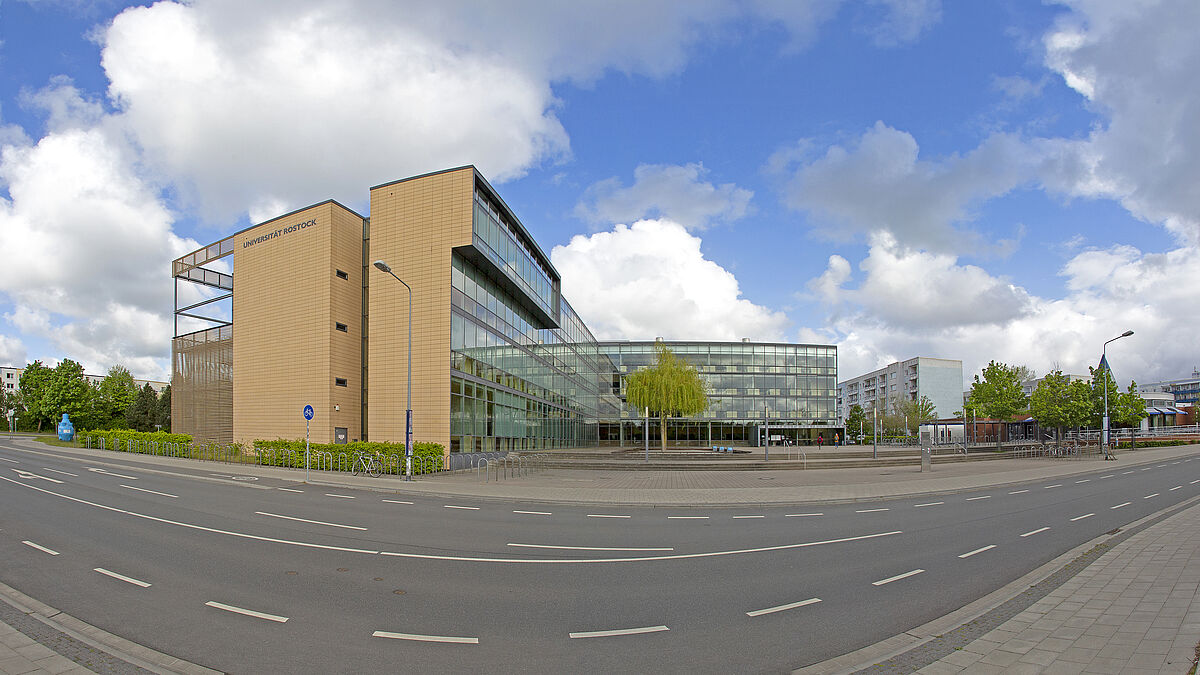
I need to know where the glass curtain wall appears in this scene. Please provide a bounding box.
[598,341,838,447]
[450,252,619,452]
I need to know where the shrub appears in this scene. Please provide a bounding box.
[252,439,446,474]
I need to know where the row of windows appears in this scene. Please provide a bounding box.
[472,190,555,314]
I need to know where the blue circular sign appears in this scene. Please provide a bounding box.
[303,405,314,420]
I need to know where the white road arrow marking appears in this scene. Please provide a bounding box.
[87,467,138,479]
[11,469,63,484]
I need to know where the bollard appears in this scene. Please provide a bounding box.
[920,431,932,472]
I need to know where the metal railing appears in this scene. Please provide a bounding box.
[477,453,548,482]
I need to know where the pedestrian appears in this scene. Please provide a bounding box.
[834,432,840,447]
[817,433,824,449]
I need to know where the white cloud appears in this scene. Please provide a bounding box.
[857,0,942,47]
[552,219,788,342]
[811,237,1200,386]
[576,163,753,230]
[0,333,26,367]
[1044,0,1200,244]
[0,83,196,380]
[777,122,1036,252]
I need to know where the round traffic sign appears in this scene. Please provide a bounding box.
[303,404,314,420]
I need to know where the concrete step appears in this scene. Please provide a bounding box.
[535,452,1012,471]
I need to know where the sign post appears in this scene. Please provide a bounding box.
[302,405,314,482]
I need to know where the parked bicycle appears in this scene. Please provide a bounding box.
[352,452,382,477]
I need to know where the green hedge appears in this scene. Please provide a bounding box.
[252,439,446,474]
[1116,439,1196,449]
[80,429,192,447]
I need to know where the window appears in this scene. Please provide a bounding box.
[335,378,348,387]
[335,322,348,333]
[335,269,349,280]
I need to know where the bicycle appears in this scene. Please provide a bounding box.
[351,452,382,477]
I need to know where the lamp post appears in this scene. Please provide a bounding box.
[373,260,413,480]
[1101,330,1134,455]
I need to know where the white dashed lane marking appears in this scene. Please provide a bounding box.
[94,568,151,587]
[872,569,924,586]
[914,502,943,508]
[1070,513,1094,522]
[205,601,288,623]
[958,545,996,559]
[87,467,138,479]
[1111,502,1131,510]
[277,488,303,493]
[383,499,413,504]
[1144,493,1159,499]
[121,485,178,499]
[373,631,479,644]
[746,597,821,617]
[668,516,709,520]
[255,511,366,531]
[1020,527,1050,537]
[1075,479,1090,484]
[513,510,551,515]
[0,457,18,463]
[856,508,889,513]
[1009,489,1030,494]
[784,513,823,518]
[1170,486,1183,491]
[966,496,992,501]
[569,625,669,639]
[508,543,673,552]
[587,514,631,519]
[22,540,59,555]
[444,505,480,510]
[325,493,355,499]
[1044,484,1062,489]
[732,515,765,519]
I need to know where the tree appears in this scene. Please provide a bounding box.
[17,361,53,432]
[1029,371,1091,446]
[97,365,138,429]
[44,360,97,430]
[1112,380,1147,448]
[154,385,172,432]
[896,395,937,435]
[625,345,708,453]
[0,384,21,431]
[967,360,1029,448]
[126,383,159,432]
[1087,364,1121,430]
[845,404,867,442]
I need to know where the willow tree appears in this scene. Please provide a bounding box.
[625,345,708,453]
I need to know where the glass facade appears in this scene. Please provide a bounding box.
[450,251,620,452]
[597,341,839,446]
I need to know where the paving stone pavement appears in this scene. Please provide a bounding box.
[899,499,1200,675]
[2,439,1199,673]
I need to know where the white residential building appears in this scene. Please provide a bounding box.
[838,357,964,423]
[0,365,168,395]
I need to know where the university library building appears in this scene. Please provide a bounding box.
[171,166,839,454]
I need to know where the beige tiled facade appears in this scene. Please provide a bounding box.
[367,167,474,451]
[230,201,365,446]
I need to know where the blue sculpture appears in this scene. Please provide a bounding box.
[57,413,74,442]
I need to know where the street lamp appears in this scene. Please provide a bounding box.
[1101,330,1134,456]
[373,260,413,480]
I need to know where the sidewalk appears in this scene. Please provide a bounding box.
[1,439,1198,673]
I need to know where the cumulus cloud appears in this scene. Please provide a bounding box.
[812,237,1200,386]
[857,0,942,47]
[576,163,753,230]
[0,333,26,368]
[552,219,788,342]
[0,83,197,379]
[776,122,1036,252]
[1044,0,1200,243]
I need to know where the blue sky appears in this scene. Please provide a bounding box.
[0,0,1197,389]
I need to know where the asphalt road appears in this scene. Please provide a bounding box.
[1,440,1197,674]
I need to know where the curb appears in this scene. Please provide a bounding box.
[0,581,221,675]
[793,493,1200,674]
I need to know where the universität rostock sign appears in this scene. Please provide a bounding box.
[242,218,317,249]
